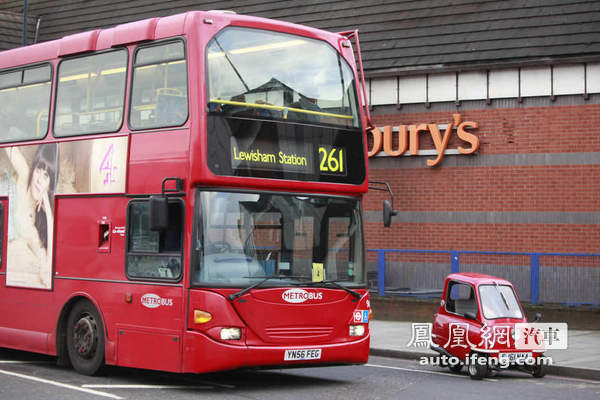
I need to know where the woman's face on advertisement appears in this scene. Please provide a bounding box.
[31,166,50,201]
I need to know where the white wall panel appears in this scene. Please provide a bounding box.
[587,63,600,93]
[521,66,551,97]
[399,75,426,104]
[370,77,397,105]
[428,72,455,102]
[368,63,591,106]
[553,64,584,95]
[489,68,518,98]
[458,71,487,100]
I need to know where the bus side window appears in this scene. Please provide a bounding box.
[126,200,184,281]
[130,40,188,130]
[0,65,52,142]
[54,50,127,137]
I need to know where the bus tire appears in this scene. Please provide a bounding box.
[66,300,105,375]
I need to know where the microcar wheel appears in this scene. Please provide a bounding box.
[438,356,447,368]
[449,363,463,373]
[468,355,488,380]
[66,300,105,375]
[532,362,547,378]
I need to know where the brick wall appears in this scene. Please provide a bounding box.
[364,103,600,254]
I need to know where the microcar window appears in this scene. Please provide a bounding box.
[445,281,477,316]
[478,284,523,319]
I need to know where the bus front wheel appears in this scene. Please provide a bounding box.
[66,300,105,375]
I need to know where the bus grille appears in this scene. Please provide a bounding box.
[264,326,334,340]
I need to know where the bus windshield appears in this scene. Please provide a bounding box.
[192,191,364,287]
[207,27,360,129]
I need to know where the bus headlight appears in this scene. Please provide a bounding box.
[349,325,365,337]
[220,327,242,340]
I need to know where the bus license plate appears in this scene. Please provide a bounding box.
[499,352,532,363]
[284,349,322,361]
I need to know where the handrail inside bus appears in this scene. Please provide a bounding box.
[56,107,123,117]
[209,99,353,120]
[36,110,48,137]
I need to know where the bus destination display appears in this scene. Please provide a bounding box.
[207,116,364,184]
[231,140,346,176]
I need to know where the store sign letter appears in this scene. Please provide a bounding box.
[368,114,479,167]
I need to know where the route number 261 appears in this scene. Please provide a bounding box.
[318,146,345,174]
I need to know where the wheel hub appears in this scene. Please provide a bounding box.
[468,363,477,376]
[73,315,97,359]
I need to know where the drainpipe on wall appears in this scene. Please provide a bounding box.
[34,16,41,43]
[22,0,28,46]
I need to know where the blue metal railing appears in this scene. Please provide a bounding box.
[367,249,600,306]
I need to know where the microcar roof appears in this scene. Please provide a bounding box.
[445,272,514,287]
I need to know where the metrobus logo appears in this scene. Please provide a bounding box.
[141,294,174,308]
[282,288,323,303]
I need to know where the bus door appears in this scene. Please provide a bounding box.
[119,198,185,372]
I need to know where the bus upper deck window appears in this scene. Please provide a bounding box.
[130,40,188,130]
[54,50,127,137]
[0,65,52,142]
[206,28,360,129]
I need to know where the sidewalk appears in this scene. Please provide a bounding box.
[369,320,600,381]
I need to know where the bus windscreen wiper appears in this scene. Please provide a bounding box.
[228,275,308,302]
[299,280,361,300]
[213,37,249,93]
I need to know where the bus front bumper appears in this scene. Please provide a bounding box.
[182,331,370,373]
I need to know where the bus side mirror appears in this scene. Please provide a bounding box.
[370,182,397,227]
[383,200,394,227]
[533,312,542,322]
[149,196,168,231]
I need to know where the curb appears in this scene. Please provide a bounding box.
[369,348,600,381]
[546,365,600,381]
[370,348,434,361]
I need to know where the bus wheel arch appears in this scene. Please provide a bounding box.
[58,296,106,375]
[56,297,79,368]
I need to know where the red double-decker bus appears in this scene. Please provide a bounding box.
[0,10,374,375]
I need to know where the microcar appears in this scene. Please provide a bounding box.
[431,273,547,379]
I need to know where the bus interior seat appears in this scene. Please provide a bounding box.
[155,88,186,125]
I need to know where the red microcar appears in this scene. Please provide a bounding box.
[431,273,548,379]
